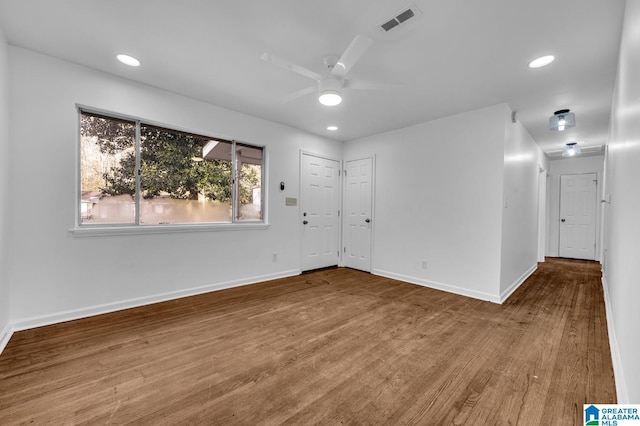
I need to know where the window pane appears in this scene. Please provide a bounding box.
[236,143,264,221]
[80,112,136,224]
[139,125,233,224]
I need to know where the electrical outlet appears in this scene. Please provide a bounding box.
[272,253,278,262]
[421,260,428,270]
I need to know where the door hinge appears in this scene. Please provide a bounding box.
[338,210,340,216]
[344,170,347,176]
[338,170,341,176]
[344,247,346,253]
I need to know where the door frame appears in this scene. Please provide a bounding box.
[557,172,599,260]
[299,150,343,271]
[341,155,376,271]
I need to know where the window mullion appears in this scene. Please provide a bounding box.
[231,140,237,223]
[135,121,141,225]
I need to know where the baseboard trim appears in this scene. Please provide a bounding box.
[499,264,537,303]
[601,275,628,403]
[11,269,301,333]
[372,269,500,303]
[0,322,13,356]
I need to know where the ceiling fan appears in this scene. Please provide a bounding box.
[261,35,397,106]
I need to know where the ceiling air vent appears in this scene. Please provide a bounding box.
[379,4,420,32]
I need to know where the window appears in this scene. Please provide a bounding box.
[79,110,264,226]
[80,113,136,224]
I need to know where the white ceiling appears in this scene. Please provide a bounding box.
[0,0,625,153]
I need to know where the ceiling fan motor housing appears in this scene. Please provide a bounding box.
[319,77,342,93]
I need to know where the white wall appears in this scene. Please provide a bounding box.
[7,47,343,328]
[0,24,11,350]
[546,155,604,259]
[499,108,540,298]
[344,104,506,302]
[602,0,640,403]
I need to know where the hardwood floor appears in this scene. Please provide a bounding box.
[0,258,615,425]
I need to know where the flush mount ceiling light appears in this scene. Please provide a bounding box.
[116,54,141,67]
[528,55,555,68]
[327,125,338,131]
[318,78,343,106]
[549,109,576,131]
[562,142,582,157]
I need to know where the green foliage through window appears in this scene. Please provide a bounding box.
[80,111,263,225]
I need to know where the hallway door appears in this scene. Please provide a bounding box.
[344,157,373,272]
[300,153,340,271]
[559,173,597,260]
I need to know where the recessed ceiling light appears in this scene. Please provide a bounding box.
[528,55,555,68]
[327,126,338,131]
[116,54,141,67]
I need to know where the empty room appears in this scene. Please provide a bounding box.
[0,0,638,424]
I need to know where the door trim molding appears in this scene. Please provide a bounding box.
[300,150,341,162]
[299,151,343,272]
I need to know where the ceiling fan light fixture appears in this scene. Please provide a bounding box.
[549,109,576,131]
[318,78,343,106]
[319,91,342,106]
[562,142,582,157]
[327,125,338,131]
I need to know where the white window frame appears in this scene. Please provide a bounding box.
[71,106,268,237]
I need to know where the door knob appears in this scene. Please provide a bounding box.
[365,218,371,223]
[561,218,566,222]
[303,220,308,225]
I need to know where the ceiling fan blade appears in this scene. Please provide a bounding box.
[261,52,322,81]
[329,35,374,79]
[282,86,316,103]
[344,79,401,90]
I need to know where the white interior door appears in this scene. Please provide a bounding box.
[344,157,373,272]
[559,173,597,260]
[300,153,340,271]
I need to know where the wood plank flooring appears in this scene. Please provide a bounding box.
[0,258,615,425]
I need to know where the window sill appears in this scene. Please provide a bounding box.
[69,222,270,237]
